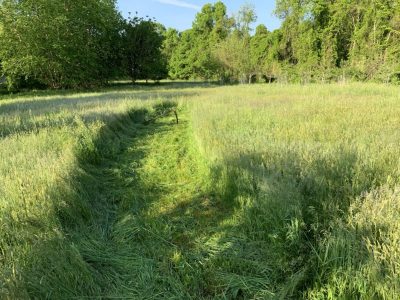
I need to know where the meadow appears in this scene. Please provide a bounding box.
[1,82,399,299]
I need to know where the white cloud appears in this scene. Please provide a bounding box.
[156,0,201,10]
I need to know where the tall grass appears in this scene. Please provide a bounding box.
[1,82,399,298]
[190,83,400,298]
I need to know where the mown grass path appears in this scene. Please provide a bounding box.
[69,112,236,299]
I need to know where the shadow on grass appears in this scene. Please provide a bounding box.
[188,149,386,299]
[0,89,198,116]
[141,147,385,298]
[0,80,216,103]
[0,88,201,139]
[15,103,236,299]
[12,107,172,298]
[109,80,219,90]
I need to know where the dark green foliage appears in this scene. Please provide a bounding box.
[167,1,234,80]
[121,15,168,82]
[273,0,400,82]
[167,30,197,80]
[163,0,400,83]
[0,1,168,90]
[0,0,122,89]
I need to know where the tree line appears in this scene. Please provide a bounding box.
[0,0,399,90]
[165,0,400,84]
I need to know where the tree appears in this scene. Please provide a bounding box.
[213,4,257,83]
[263,29,284,81]
[121,14,167,82]
[250,25,270,80]
[214,32,253,83]
[0,0,122,89]
[162,29,180,68]
[235,3,257,36]
[272,0,400,83]
[167,1,234,80]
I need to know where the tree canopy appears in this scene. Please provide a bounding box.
[170,0,400,84]
[0,0,122,89]
[122,14,167,83]
[0,0,167,89]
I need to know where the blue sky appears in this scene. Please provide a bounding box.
[117,1,281,32]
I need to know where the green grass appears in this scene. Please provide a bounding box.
[1,82,400,299]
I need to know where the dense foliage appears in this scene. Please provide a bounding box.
[122,14,167,83]
[165,1,400,83]
[0,0,167,89]
[274,0,400,83]
[164,2,233,80]
[0,0,122,89]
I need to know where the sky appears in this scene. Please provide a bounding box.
[117,0,281,32]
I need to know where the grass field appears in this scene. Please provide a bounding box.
[1,82,400,299]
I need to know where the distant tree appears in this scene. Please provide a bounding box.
[191,1,234,79]
[273,0,400,83]
[262,29,283,81]
[167,30,195,80]
[162,28,189,80]
[214,31,255,83]
[168,1,234,80]
[211,1,234,42]
[3,0,398,88]
[0,0,122,89]
[347,0,400,81]
[214,4,257,83]
[250,25,269,79]
[168,0,400,84]
[234,3,257,36]
[0,21,3,78]
[122,14,167,82]
[162,29,180,67]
